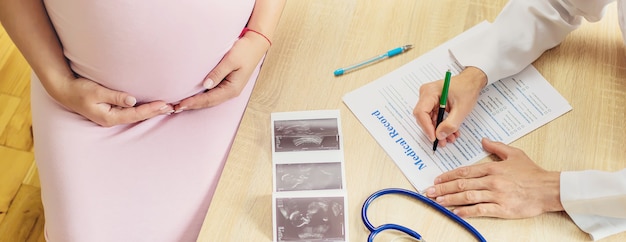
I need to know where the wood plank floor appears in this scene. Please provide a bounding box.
[0,23,45,242]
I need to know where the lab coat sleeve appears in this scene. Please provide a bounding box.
[561,169,626,240]
[449,0,615,84]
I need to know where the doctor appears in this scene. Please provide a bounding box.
[413,0,626,240]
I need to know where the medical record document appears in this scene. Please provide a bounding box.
[343,21,572,192]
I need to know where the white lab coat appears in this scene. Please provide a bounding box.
[449,0,626,240]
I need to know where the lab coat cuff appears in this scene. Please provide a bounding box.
[448,26,513,86]
[561,171,626,241]
[449,47,498,85]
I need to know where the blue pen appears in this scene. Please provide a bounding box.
[334,44,413,76]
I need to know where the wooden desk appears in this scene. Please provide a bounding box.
[198,1,626,241]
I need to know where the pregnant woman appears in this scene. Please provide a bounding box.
[1,0,285,241]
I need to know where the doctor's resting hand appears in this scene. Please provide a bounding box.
[424,138,564,219]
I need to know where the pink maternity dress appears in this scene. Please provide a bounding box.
[31,1,259,241]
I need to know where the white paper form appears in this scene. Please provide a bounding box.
[342,21,572,192]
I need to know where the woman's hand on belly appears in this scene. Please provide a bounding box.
[53,76,175,127]
[173,31,270,113]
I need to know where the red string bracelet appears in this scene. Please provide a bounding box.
[239,27,272,46]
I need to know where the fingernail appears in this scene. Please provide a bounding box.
[161,108,173,114]
[160,105,174,114]
[434,177,441,184]
[436,196,444,203]
[452,209,459,215]
[437,132,448,140]
[203,78,215,89]
[174,107,186,114]
[125,96,137,106]
[426,187,436,196]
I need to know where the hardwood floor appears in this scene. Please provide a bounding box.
[0,23,45,242]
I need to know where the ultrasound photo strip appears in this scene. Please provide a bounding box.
[270,110,349,242]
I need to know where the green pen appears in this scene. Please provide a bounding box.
[433,70,452,152]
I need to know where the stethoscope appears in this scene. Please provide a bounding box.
[361,188,487,242]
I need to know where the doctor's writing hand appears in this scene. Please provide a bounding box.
[413,67,487,147]
[51,76,173,127]
[425,138,564,219]
[174,31,270,112]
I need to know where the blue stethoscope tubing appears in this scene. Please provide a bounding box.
[361,188,487,242]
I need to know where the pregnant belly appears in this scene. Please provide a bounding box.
[44,0,254,103]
